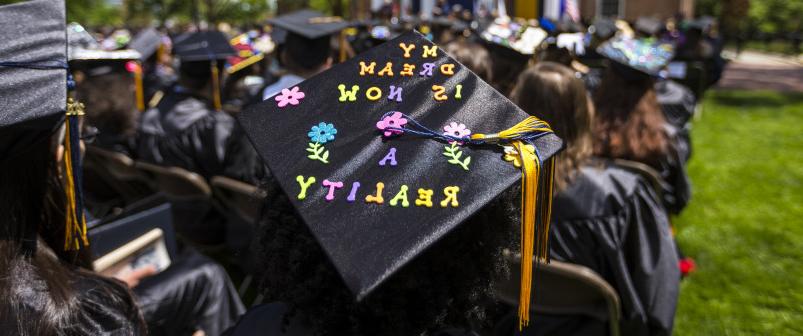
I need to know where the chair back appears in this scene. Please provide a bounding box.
[83,146,154,207]
[210,176,266,224]
[496,259,621,336]
[613,159,665,198]
[134,161,212,201]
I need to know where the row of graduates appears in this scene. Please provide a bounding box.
[1,2,697,336]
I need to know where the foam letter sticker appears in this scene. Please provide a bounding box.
[296,175,316,200]
[379,147,398,166]
[415,188,434,208]
[387,85,403,102]
[365,182,385,204]
[422,45,437,58]
[389,185,410,207]
[440,64,455,75]
[338,84,359,102]
[359,61,376,75]
[322,179,344,201]
[400,63,416,76]
[365,86,382,101]
[346,181,361,203]
[399,43,416,58]
[432,85,447,101]
[419,63,435,77]
[440,186,460,207]
[377,62,394,76]
[455,84,462,99]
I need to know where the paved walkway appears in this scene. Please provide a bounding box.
[717,51,803,92]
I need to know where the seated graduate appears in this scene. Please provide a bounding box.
[225,31,562,335]
[654,78,696,162]
[67,23,143,156]
[261,10,348,100]
[127,27,176,105]
[137,30,263,184]
[0,2,143,333]
[592,37,692,215]
[510,62,680,336]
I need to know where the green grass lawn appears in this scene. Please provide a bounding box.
[673,90,803,335]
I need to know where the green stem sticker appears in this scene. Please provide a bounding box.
[307,142,330,163]
[443,143,471,170]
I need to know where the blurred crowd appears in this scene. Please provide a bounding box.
[2,0,729,335]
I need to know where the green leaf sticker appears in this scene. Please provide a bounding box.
[307,142,330,164]
[442,143,470,171]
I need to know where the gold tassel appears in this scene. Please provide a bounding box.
[133,62,145,112]
[63,99,89,250]
[211,60,222,111]
[470,116,553,143]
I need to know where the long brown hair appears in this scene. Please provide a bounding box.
[592,68,669,167]
[511,62,594,191]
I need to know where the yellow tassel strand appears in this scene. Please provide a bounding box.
[211,60,222,111]
[63,99,89,250]
[472,116,556,330]
[133,62,145,111]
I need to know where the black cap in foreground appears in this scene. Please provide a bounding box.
[0,0,67,159]
[238,31,562,328]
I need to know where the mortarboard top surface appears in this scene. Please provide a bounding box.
[598,36,674,77]
[173,31,235,62]
[268,9,349,40]
[591,18,617,39]
[0,0,66,137]
[238,31,562,299]
[635,17,662,35]
[128,27,162,60]
[480,18,547,56]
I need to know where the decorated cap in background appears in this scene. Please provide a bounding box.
[480,17,548,55]
[238,30,562,328]
[227,33,267,74]
[597,36,675,77]
[68,23,141,61]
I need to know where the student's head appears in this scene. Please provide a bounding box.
[592,66,668,166]
[445,40,493,83]
[74,66,139,138]
[281,33,333,77]
[254,179,518,336]
[511,62,594,191]
[179,60,225,93]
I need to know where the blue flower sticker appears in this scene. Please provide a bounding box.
[308,122,337,144]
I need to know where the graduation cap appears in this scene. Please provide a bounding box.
[590,18,617,39]
[480,18,548,56]
[128,27,162,61]
[238,31,562,329]
[0,0,89,251]
[268,10,350,62]
[68,22,145,110]
[635,16,663,36]
[597,36,675,77]
[173,30,235,110]
[227,33,266,74]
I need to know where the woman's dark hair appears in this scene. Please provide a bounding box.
[445,41,493,83]
[511,62,594,192]
[0,129,144,335]
[592,67,669,168]
[255,178,519,336]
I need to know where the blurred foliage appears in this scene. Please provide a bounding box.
[697,0,802,36]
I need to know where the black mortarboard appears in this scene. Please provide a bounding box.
[480,18,548,55]
[1,0,68,159]
[590,18,617,39]
[635,16,663,36]
[238,31,562,328]
[128,27,162,60]
[1,0,89,251]
[173,31,235,61]
[267,9,348,40]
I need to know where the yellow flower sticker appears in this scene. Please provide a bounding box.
[503,144,535,168]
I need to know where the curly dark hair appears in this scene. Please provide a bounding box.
[255,178,520,336]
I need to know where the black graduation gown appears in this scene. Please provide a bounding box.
[655,79,695,163]
[223,302,480,336]
[517,160,680,336]
[136,85,263,184]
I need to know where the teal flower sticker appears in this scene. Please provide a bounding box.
[308,122,338,144]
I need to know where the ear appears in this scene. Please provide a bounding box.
[56,143,65,164]
[325,56,333,69]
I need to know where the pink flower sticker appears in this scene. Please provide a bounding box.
[275,86,305,107]
[443,122,471,144]
[376,112,408,137]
